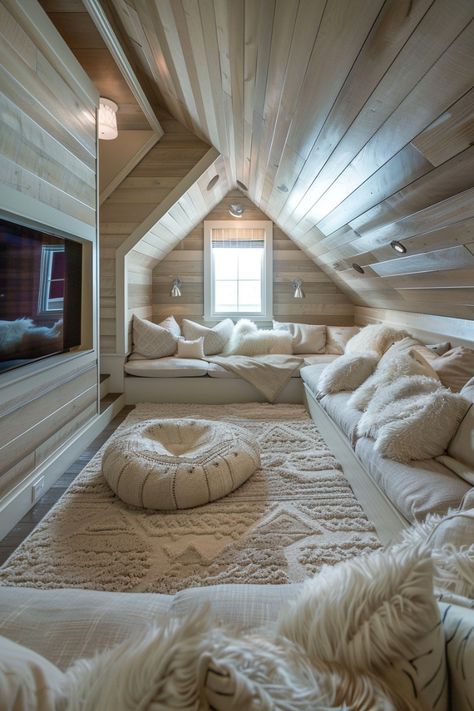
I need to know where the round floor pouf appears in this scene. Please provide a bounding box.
[101,418,260,510]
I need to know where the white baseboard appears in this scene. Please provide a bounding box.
[0,397,125,540]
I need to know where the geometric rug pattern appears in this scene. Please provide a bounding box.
[0,403,381,593]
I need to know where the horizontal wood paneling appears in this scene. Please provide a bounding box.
[0,1,99,509]
[152,191,354,327]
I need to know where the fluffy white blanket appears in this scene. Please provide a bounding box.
[224,319,293,356]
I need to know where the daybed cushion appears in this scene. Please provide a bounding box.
[319,392,362,445]
[354,436,470,523]
[125,356,209,377]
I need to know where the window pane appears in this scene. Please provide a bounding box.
[215,280,238,312]
[238,281,261,312]
[51,250,65,279]
[213,249,238,279]
[49,280,64,299]
[238,248,262,279]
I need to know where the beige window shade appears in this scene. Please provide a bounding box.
[211,227,265,248]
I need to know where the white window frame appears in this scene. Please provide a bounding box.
[204,220,273,321]
[38,244,65,314]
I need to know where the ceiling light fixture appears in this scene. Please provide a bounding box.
[390,240,407,254]
[352,263,365,274]
[170,277,182,297]
[236,180,248,191]
[98,97,118,140]
[292,278,305,299]
[207,175,219,191]
[277,184,288,193]
[228,203,245,218]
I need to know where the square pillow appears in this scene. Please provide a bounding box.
[273,321,326,354]
[132,315,180,359]
[430,346,474,392]
[182,319,234,355]
[0,635,64,710]
[176,337,205,359]
[325,326,359,354]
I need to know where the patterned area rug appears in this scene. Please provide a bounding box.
[0,403,381,593]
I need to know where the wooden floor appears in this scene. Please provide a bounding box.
[0,406,133,566]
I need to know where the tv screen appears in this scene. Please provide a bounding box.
[0,216,83,374]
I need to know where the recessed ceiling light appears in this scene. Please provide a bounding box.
[236,180,248,191]
[229,203,245,218]
[206,175,219,191]
[277,184,288,193]
[352,263,365,274]
[390,240,407,254]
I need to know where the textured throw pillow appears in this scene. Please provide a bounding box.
[277,547,447,711]
[0,635,65,711]
[349,349,439,411]
[132,315,180,359]
[224,319,293,356]
[361,377,470,462]
[430,346,474,392]
[273,321,326,354]
[345,324,410,357]
[317,352,379,396]
[176,337,205,359]
[325,326,359,354]
[182,319,234,355]
[445,376,474,473]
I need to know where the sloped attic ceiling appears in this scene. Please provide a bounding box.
[101,0,474,320]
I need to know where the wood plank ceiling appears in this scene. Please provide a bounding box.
[103,0,474,319]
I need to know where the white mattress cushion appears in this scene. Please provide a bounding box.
[319,392,362,446]
[355,436,470,523]
[125,356,208,377]
[301,354,339,366]
[0,587,172,670]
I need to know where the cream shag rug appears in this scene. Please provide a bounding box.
[0,404,381,593]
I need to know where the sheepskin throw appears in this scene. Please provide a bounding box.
[224,319,293,355]
[358,375,470,462]
[317,352,379,396]
[345,324,410,357]
[102,419,260,510]
[349,348,440,411]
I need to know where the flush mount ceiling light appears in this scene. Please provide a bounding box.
[207,175,220,190]
[390,240,407,254]
[228,202,245,218]
[98,97,118,140]
[170,277,182,297]
[352,263,365,274]
[236,180,248,191]
[277,184,288,193]
[292,278,305,298]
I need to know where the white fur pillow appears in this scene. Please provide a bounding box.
[349,349,440,411]
[345,324,410,356]
[277,547,447,710]
[317,352,379,396]
[358,376,470,462]
[132,315,180,359]
[182,318,234,355]
[224,319,293,356]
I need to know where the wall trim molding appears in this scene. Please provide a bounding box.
[99,133,160,205]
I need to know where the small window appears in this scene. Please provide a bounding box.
[204,220,272,320]
[38,245,65,313]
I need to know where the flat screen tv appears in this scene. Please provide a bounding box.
[0,216,83,374]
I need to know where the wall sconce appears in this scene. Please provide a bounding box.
[98,97,118,140]
[292,278,305,299]
[228,203,245,218]
[170,277,182,297]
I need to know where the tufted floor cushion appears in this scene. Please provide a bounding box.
[102,419,260,510]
